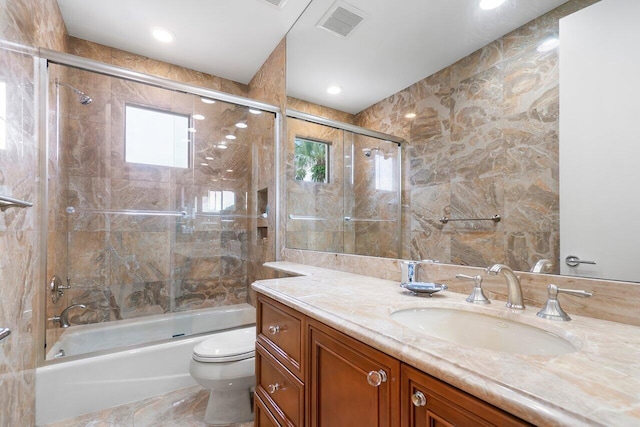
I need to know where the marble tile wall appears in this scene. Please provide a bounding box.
[356,0,600,273]
[246,38,285,299]
[0,0,67,425]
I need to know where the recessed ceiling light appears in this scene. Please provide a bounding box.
[200,162,209,166]
[225,134,236,140]
[327,85,341,95]
[235,122,247,129]
[205,156,214,160]
[226,169,234,172]
[479,0,506,10]
[537,37,560,52]
[249,108,262,115]
[151,26,175,43]
[193,114,205,120]
[405,113,417,119]
[201,98,216,104]
[217,144,228,149]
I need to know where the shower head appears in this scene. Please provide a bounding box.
[55,79,92,105]
[362,147,380,158]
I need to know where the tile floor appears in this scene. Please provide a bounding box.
[41,386,254,427]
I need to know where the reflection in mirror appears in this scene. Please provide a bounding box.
[286,116,401,257]
[294,137,329,183]
[284,0,635,281]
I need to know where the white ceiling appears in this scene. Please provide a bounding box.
[57,0,568,115]
[57,0,313,84]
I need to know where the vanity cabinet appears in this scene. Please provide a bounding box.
[401,365,529,427]
[308,319,400,427]
[256,294,528,427]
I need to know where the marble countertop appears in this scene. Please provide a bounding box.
[252,262,640,427]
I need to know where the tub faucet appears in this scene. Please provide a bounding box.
[486,264,525,309]
[49,303,86,328]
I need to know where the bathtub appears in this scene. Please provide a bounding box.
[35,303,256,426]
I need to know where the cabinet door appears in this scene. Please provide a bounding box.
[308,319,400,427]
[401,365,530,427]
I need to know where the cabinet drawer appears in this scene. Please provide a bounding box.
[257,296,304,378]
[256,343,304,427]
[255,394,282,427]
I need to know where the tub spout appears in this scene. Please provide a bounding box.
[486,264,525,309]
[50,303,87,328]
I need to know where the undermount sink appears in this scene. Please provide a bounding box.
[391,308,577,356]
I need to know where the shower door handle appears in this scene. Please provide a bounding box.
[0,328,10,343]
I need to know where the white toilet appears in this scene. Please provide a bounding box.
[190,326,256,425]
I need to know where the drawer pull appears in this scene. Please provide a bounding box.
[411,391,427,407]
[268,325,281,335]
[267,383,280,394]
[366,369,388,387]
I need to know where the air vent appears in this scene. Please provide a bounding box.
[261,0,287,8]
[317,0,368,39]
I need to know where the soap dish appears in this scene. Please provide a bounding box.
[400,282,448,297]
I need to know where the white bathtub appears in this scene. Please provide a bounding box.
[35,303,256,426]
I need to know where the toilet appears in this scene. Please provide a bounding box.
[190,326,256,425]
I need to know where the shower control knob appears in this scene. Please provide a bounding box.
[411,391,427,407]
[366,369,388,387]
[267,383,280,394]
[268,325,281,334]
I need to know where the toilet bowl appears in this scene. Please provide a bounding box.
[189,326,256,425]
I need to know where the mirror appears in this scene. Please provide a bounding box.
[284,0,639,282]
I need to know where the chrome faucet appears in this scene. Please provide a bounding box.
[49,303,86,328]
[486,264,525,309]
[531,259,553,273]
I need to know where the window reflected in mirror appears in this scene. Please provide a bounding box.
[294,137,329,183]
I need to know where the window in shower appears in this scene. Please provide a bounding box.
[203,190,236,212]
[0,81,6,150]
[124,104,190,168]
[294,137,329,183]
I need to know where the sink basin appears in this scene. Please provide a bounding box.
[391,308,576,355]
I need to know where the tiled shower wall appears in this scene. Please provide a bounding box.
[356,0,600,273]
[0,1,67,425]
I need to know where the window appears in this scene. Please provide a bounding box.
[125,104,190,168]
[203,190,236,212]
[294,137,329,183]
[0,81,6,150]
[375,153,395,191]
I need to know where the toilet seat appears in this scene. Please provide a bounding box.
[192,326,256,363]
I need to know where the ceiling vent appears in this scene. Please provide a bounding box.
[261,0,287,9]
[316,0,368,39]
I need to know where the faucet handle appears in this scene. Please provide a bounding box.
[537,284,593,321]
[456,274,491,304]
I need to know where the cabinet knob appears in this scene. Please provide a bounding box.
[268,325,281,334]
[411,391,427,407]
[267,383,280,394]
[366,369,388,387]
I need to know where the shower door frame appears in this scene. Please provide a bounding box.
[36,49,282,365]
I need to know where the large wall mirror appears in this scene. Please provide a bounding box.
[284,0,640,283]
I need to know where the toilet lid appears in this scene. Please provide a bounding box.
[192,326,256,363]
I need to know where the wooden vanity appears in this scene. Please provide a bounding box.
[255,295,529,426]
